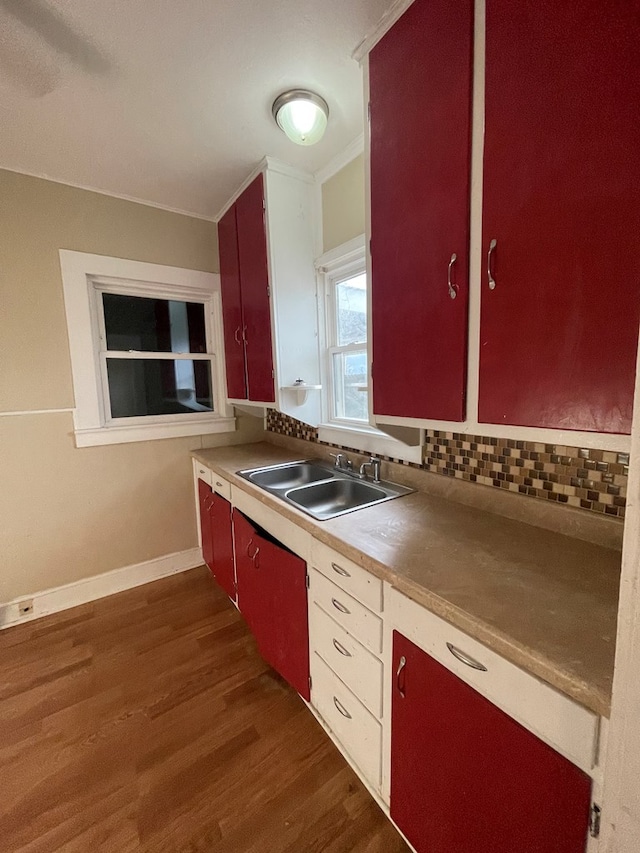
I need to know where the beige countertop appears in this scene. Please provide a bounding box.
[192,441,621,717]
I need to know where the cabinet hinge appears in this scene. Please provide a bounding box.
[367,102,371,122]
[589,804,601,838]
[266,286,271,298]
[308,675,313,691]
[369,238,372,256]
[305,573,310,589]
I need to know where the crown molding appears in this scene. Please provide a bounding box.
[314,134,365,185]
[352,0,416,63]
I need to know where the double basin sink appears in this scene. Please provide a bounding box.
[237,460,413,521]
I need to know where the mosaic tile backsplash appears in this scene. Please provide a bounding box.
[265,410,627,520]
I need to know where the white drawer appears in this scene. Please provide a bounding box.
[311,538,383,612]
[387,587,600,774]
[310,652,382,790]
[193,459,212,486]
[309,602,383,718]
[211,473,231,501]
[309,568,382,655]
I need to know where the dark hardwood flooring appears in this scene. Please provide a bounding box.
[0,567,408,852]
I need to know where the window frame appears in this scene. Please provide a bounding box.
[315,236,423,463]
[60,250,234,446]
[325,257,369,427]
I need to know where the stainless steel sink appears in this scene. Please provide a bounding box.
[237,460,413,521]
[285,478,388,521]
[247,461,333,490]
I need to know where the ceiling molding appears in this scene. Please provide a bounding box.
[0,165,217,222]
[314,134,364,186]
[352,0,416,63]
[213,156,314,223]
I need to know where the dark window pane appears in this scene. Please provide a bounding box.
[106,359,213,418]
[102,294,207,353]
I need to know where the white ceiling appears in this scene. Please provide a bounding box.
[0,0,390,220]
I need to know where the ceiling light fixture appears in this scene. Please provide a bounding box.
[272,89,329,146]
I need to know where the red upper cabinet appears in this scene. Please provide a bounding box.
[391,631,592,853]
[235,175,275,404]
[218,204,247,400]
[233,510,310,701]
[479,0,640,433]
[218,175,275,405]
[217,165,322,423]
[369,0,473,422]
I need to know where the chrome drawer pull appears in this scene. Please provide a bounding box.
[332,638,352,657]
[215,481,224,488]
[447,252,458,299]
[331,562,351,578]
[234,326,242,344]
[446,642,487,672]
[396,655,407,698]
[487,238,497,290]
[331,598,350,615]
[333,696,352,719]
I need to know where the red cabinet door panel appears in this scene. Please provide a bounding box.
[391,631,591,853]
[233,511,310,700]
[236,175,275,404]
[480,0,640,433]
[218,204,247,400]
[369,0,473,422]
[197,479,214,571]
[209,493,235,600]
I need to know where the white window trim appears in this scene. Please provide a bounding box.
[315,236,422,463]
[59,250,235,447]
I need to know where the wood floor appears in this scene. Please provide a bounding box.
[0,567,408,852]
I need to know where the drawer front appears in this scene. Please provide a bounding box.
[193,460,212,486]
[309,602,383,718]
[211,473,231,501]
[311,538,383,612]
[388,588,599,774]
[309,569,383,655]
[310,652,382,790]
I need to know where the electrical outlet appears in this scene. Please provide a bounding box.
[18,599,34,616]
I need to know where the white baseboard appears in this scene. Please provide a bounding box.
[0,547,203,630]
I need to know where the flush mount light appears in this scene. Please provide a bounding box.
[272,89,329,146]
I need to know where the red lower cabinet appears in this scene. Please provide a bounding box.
[233,510,310,701]
[198,481,235,600]
[208,493,235,601]
[197,479,214,570]
[391,631,592,853]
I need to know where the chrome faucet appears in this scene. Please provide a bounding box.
[329,452,352,471]
[358,456,382,484]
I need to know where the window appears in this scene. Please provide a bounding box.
[316,236,422,464]
[330,271,368,422]
[60,251,234,446]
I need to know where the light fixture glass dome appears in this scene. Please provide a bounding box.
[272,90,329,146]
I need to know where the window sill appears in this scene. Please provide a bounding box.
[317,422,422,464]
[74,416,236,447]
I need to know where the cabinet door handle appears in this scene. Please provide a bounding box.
[487,238,497,290]
[331,562,351,578]
[242,325,248,342]
[333,696,352,719]
[246,540,260,567]
[446,642,487,672]
[251,546,260,569]
[396,654,407,698]
[331,597,350,615]
[215,481,224,488]
[447,252,458,299]
[234,326,242,345]
[332,638,352,657]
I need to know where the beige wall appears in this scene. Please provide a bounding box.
[321,153,365,253]
[0,170,264,603]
